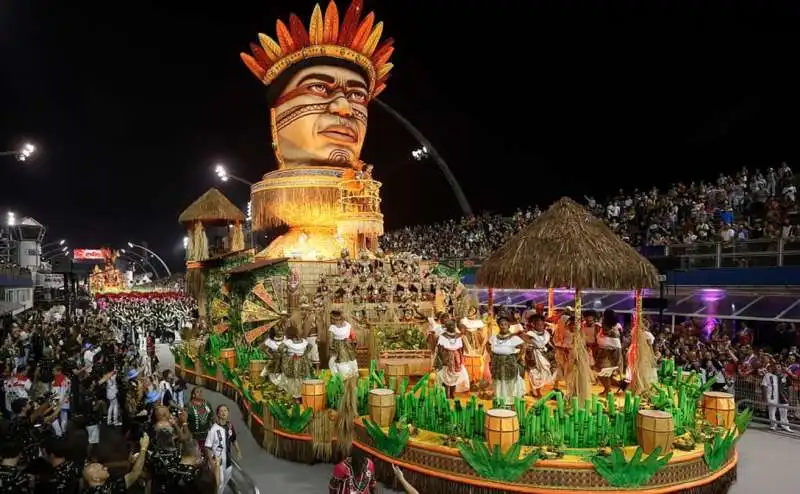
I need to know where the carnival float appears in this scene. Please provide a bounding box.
[173,2,746,493]
[88,248,126,293]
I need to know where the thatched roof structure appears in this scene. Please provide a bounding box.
[178,188,246,225]
[476,197,659,290]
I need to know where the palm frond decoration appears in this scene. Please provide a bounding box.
[591,446,673,487]
[457,441,539,482]
[734,408,753,435]
[363,419,410,457]
[267,401,313,434]
[703,430,737,471]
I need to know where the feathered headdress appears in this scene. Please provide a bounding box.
[240,0,394,99]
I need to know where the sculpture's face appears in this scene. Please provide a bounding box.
[274,65,369,167]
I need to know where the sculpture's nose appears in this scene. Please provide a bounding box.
[328,96,353,117]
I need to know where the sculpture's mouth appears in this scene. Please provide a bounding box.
[319,125,358,143]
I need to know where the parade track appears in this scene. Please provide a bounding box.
[156,344,794,494]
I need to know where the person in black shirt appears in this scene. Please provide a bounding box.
[171,438,217,494]
[0,437,30,494]
[36,437,80,494]
[149,429,180,494]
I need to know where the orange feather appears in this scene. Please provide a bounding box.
[338,0,363,45]
[377,63,393,79]
[275,19,295,53]
[249,42,272,68]
[372,82,386,98]
[350,12,374,52]
[309,4,324,45]
[240,53,266,80]
[289,13,309,48]
[323,0,340,44]
[371,38,394,66]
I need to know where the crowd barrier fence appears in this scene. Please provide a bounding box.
[733,375,800,437]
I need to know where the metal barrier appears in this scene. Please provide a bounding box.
[734,375,800,436]
[229,458,261,494]
[435,238,800,271]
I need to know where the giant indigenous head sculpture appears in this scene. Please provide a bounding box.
[240,0,394,169]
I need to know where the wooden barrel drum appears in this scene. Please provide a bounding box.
[703,391,736,429]
[302,379,326,412]
[636,409,674,454]
[384,362,408,394]
[249,360,267,381]
[485,409,519,453]
[464,354,482,383]
[368,388,396,427]
[220,348,236,369]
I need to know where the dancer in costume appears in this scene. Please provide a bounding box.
[275,321,313,400]
[596,308,624,395]
[625,319,657,389]
[329,448,376,494]
[328,310,358,379]
[581,310,599,367]
[261,325,287,386]
[552,313,574,394]
[459,306,486,355]
[524,314,554,397]
[488,315,526,404]
[433,320,470,398]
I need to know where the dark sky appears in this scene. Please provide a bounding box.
[2,1,800,270]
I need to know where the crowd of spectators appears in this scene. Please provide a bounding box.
[381,163,799,259]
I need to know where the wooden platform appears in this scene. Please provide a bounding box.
[176,363,738,494]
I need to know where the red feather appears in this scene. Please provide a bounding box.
[338,0,363,46]
[371,38,394,65]
[275,19,295,53]
[240,53,266,80]
[249,42,272,68]
[350,12,374,52]
[289,13,309,48]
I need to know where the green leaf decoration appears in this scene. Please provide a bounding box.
[703,430,737,471]
[267,401,313,434]
[734,408,753,435]
[363,419,410,457]
[326,373,344,409]
[411,373,430,394]
[591,447,673,488]
[457,440,539,482]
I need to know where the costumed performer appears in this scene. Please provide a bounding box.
[433,319,470,398]
[524,314,554,397]
[274,319,314,400]
[329,447,376,494]
[581,310,598,367]
[459,306,486,355]
[596,308,624,395]
[488,315,526,404]
[625,319,657,391]
[261,325,287,387]
[187,386,214,454]
[328,310,358,380]
[552,312,574,395]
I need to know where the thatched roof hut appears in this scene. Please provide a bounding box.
[476,197,659,290]
[178,188,246,225]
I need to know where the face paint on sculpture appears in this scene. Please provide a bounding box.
[274,65,369,167]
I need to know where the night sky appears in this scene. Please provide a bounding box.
[2,1,800,270]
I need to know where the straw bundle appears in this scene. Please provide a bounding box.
[335,377,358,456]
[251,186,341,230]
[189,221,209,261]
[230,222,245,251]
[179,188,246,225]
[476,197,659,290]
[310,411,334,461]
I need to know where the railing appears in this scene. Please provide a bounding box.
[734,375,800,437]
[229,458,261,494]
[431,238,800,271]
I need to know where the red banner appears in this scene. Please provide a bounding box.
[73,248,108,260]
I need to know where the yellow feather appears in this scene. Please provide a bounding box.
[309,4,324,45]
[258,33,283,61]
[362,22,383,56]
[377,63,393,79]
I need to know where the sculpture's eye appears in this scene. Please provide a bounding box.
[347,91,367,104]
[308,83,329,96]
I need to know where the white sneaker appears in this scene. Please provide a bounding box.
[781,426,793,433]
[770,425,777,431]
